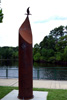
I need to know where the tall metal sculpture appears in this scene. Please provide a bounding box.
[18,8,33,99]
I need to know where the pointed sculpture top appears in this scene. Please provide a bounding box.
[25,7,31,15]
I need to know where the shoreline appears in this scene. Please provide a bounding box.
[34,60,67,65]
[0,59,67,65]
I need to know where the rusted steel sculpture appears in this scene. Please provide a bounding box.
[18,8,33,99]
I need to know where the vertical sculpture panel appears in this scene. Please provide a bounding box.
[18,15,33,99]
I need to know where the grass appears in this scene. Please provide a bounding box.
[0,86,18,99]
[34,88,67,100]
[0,86,67,100]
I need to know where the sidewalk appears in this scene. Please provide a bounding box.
[0,78,67,89]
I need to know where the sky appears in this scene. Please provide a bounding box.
[0,0,67,47]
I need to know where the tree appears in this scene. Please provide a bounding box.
[0,46,18,60]
[55,35,67,52]
[0,0,3,23]
[63,46,67,61]
[40,48,55,61]
[39,36,48,49]
[56,52,63,61]
[49,27,59,40]
[58,26,64,37]
[64,26,67,35]
[33,43,40,56]
[39,35,56,50]
[49,26,64,42]
[33,52,41,61]
[33,25,67,63]
[0,9,3,23]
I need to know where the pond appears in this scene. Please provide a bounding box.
[0,60,67,80]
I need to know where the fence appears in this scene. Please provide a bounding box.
[0,67,67,80]
[33,68,67,80]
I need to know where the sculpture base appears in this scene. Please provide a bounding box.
[18,95,33,99]
[1,90,48,100]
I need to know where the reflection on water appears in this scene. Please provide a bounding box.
[0,60,67,80]
[0,60,18,68]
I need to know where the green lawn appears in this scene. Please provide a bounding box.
[0,86,18,99]
[0,86,67,100]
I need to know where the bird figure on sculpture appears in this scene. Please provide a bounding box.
[27,7,30,15]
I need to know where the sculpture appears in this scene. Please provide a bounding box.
[18,8,33,99]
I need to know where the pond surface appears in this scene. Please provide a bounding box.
[0,60,67,80]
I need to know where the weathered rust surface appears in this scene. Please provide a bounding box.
[18,16,33,99]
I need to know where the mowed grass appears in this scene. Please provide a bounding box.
[0,86,18,99]
[0,86,67,100]
[34,88,67,100]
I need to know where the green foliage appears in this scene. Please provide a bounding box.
[56,52,63,61]
[63,46,67,61]
[33,43,41,61]
[40,48,55,61]
[34,88,67,100]
[48,57,56,63]
[33,43,40,56]
[55,35,67,52]
[0,46,18,60]
[33,52,41,61]
[0,86,18,99]
[33,25,67,63]
[49,25,64,40]
[0,9,3,23]
[40,35,55,50]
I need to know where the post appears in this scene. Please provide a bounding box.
[6,68,8,78]
[37,69,39,80]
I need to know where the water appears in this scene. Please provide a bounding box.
[0,60,67,80]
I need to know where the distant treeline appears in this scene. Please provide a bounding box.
[0,46,18,60]
[0,25,67,64]
[33,25,67,64]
